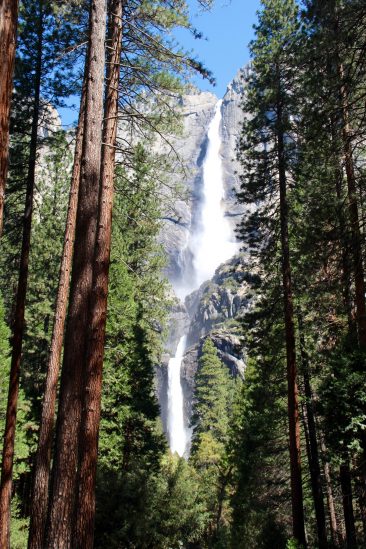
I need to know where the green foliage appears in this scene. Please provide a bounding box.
[229,340,290,547]
[0,295,31,545]
[234,0,366,546]
[286,539,304,549]
[22,131,71,405]
[191,338,234,451]
[318,347,366,459]
[190,339,236,547]
[95,145,170,546]
[96,454,209,549]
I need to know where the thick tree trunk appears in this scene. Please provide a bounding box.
[74,2,122,546]
[276,80,306,546]
[339,462,357,549]
[45,1,106,547]
[27,76,87,549]
[0,0,19,237]
[0,3,43,546]
[298,314,328,548]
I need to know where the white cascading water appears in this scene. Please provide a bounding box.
[191,99,238,288]
[167,100,238,456]
[167,335,187,456]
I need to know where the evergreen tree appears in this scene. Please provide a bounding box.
[191,338,235,546]
[236,1,306,544]
[191,338,233,450]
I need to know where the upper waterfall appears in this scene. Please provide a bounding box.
[174,99,238,301]
[191,99,238,288]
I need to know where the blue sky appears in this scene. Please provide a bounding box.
[58,0,261,126]
[176,0,261,97]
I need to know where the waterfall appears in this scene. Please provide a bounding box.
[166,100,238,457]
[191,99,238,288]
[167,335,187,456]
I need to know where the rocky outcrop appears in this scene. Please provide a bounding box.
[185,254,255,346]
[157,253,256,436]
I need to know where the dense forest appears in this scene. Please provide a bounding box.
[0,0,366,547]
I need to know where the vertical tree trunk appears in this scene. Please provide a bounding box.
[0,0,19,237]
[334,162,355,340]
[329,0,366,350]
[339,462,357,549]
[338,61,366,350]
[45,1,106,546]
[27,76,87,549]
[276,74,306,546]
[298,314,328,548]
[74,2,122,546]
[0,3,43,545]
[320,435,341,547]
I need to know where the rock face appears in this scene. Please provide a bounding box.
[157,67,253,440]
[221,66,250,224]
[159,70,249,285]
[159,90,218,284]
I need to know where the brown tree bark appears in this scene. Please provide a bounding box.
[339,462,357,549]
[298,314,328,548]
[45,1,107,546]
[74,2,122,546]
[27,76,87,549]
[338,62,366,350]
[0,3,43,546]
[276,71,306,546]
[0,0,19,237]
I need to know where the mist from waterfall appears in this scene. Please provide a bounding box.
[167,99,238,457]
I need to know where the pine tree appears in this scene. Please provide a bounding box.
[45,0,107,545]
[0,1,84,543]
[191,338,232,450]
[190,338,234,545]
[27,83,86,549]
[0,0,19,236]
[75,1,122,545]
[236,1,306,544]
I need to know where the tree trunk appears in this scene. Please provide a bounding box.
[339,462,357,549]
[320,435,341,547]
[329,0,366,349]
[338,61,366,350]
[45,1,106,546]
[27,75,87,549]
[74,2,122,546]
[298,314,328,547]
[276,74,306,546]
[0,0,19,237]
[0,3,43,546]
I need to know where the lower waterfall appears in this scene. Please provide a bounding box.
[167,335,188,456]
[166,99,238,457]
